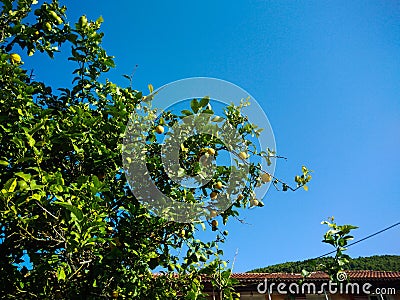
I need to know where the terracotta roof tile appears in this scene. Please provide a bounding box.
[154,270,400,282]
[230,271,400,281]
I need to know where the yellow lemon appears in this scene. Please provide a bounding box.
[49,11,63,24]
[238,151,248,160]
[261,173,272,183]
[178,229,185,238]
[250,198,259,207]
[206,148,216,155]
[209,210,218,218]
[214,181,223,189]
[9,53,21,64]
[44,22,52,32]
[155,125,164,134]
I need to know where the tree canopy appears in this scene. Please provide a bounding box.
[0,1,314,299]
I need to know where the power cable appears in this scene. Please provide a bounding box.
[316,221,400,259]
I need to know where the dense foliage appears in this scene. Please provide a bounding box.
[0,0,312,299]
[249,255,400,274]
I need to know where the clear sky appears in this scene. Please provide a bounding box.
[24,1,400,272]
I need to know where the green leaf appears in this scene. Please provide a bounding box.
[199,96,210,108]
[181,110,193,116]
[211,116,224,122]
[0,160,8,166]
[96,15,104,23]
[177,168,186,177]
[92,175,101,188]
[31,193,42,201]
[26,133,35,147]
[203,109,214,114]
[15,172,31,182]
[301,269,310,277]
[190,99,199,113]
[18,180,29,190]
[343,225,359,230]
[3,178,17,193]
[78,15,88,28]
[54,201,84,221]
[148,84,154,94]
[57,266,66,281]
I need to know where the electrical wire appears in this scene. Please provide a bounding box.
[316,221,400,259]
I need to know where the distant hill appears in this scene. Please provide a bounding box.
[248,255,400,273]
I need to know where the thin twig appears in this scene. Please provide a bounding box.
[35,200,58,219]
[230,149,304,192]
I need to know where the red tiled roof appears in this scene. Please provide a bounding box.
[229,271,400,282]
[154,270,400,282]
[344,270,400,279]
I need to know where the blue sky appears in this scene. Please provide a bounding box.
[25,1,400,272]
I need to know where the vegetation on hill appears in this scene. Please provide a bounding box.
[248,255,400,273]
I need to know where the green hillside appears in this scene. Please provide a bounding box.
[248,255,400,273]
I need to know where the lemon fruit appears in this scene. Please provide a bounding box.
[214,181,223,189]
[155,125,164,134]
[261,173,272,183]
[44,22,52,32]
[238,151,248,160]
[206,148,216,155]
[250,198,259,207]
[49,11,62,24]
[209,210,218,218]
[9,53,21,64]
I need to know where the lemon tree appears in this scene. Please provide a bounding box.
[0,1,311,299]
